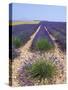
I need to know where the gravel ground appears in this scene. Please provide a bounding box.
[11,47,66,86]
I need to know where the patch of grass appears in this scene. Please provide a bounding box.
[26,59,57,84]
[36,38,53,51]
[9,21,40,26]
[13,37,21,48]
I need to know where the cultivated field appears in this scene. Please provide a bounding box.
[9,21,66,86]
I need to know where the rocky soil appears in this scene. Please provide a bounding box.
[12,41,66,86]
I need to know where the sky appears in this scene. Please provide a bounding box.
[10,3,66,22]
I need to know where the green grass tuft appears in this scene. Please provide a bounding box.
[26,59,57,83]
[13,37,21,48]
[36,38,53,51]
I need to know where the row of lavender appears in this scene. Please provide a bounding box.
[12,24,40,47]
[42,21,66,52]
[31,24,54,50]
[11,24,39,59]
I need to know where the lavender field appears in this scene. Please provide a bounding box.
[9,21,66,86]
[12,21,66,52]
[9,3,67,87]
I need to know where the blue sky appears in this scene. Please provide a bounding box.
[10,3,66,22]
